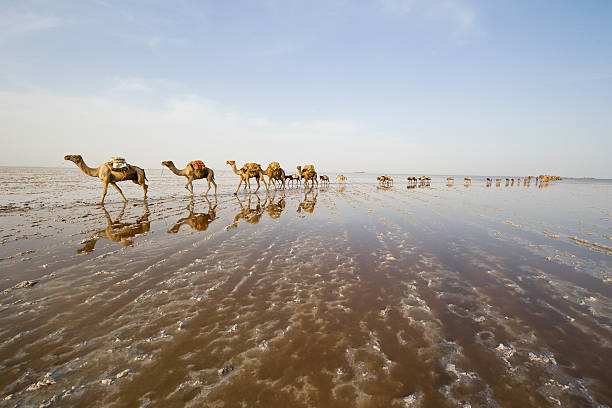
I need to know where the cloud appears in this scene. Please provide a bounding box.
[147,36,161,49]
[427,0,475,34]
[0,12,63,42]
[379,0,417,16]
[379,0,476,37]
[0,89,361,171]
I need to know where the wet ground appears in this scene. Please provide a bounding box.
[1,167,611,407]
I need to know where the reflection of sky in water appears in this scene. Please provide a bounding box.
[0,168,610,407]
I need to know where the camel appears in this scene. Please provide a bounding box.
[297,165,318,188]
[320,175,330,185]
[377,175,393,186]
[263,162,286,190]
[464,177,471,183]
[336,174,347,184]
[168,197,217,233]
[538,175,562,182]
[64,155,147,204]
[78,203,150,253]
[226,160,268,195]
[407,176,417,185]
[446,177,454,182]
[161,160,217,196]
[418,176,431,188]
[286,174,301,187]
[486,177,492,183]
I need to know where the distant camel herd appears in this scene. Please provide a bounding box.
[64,155,561,204]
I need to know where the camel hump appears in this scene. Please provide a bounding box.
[303,164,315,170]
[189,160,206,170]
[269,161,280,170]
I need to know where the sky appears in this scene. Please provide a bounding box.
[0,0,611,177]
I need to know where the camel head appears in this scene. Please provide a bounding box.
[226,160,235,166]
[161,160,174,167]
[64,154,83,163]
[296,166,302,175]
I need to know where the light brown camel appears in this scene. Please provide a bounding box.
[168,197,217,233]
[161,160,217,196]
[464,177,471,183]
[336,174,347,184]
[263,162,286,190]
[320,175,330,185]
[64,155,147,204]
[226,160,268,195]
[297,165,318,188]
[446,177,454,182]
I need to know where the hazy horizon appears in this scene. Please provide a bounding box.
[1,1,611,177]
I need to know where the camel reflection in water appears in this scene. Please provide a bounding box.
[265,193,286,219]
[78,203,150,253]
[228,193,286,229]
[168,197,217,233]
[297,189,317,215]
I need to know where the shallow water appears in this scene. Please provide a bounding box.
[0,167,611,407]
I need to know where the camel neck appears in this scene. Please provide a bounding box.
[76,160,99,178]
[167,164,186,176]
[229,163,241,175]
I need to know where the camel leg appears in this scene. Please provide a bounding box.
[111,182,128,202]
[142,183,148,199]
[254,177,260,193]
[185,179,194,196]
[262,176,268,193]
[100,181,109,205]
[234,178,243,195]
[211,177,217,195]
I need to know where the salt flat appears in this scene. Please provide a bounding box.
[1,168,610,407]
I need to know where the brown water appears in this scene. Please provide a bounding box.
[1,168,611,407]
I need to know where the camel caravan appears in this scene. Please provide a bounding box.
[65,155,328,203]
[64,155,563,203]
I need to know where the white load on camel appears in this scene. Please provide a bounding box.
[110,157,130,171]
